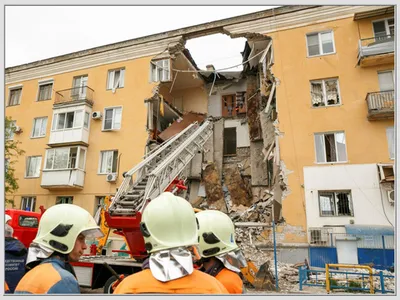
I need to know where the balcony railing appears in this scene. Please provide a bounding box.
[358,35,394,64]
[366,90,394,120]
[55,86,94,106]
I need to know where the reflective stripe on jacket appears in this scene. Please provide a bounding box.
[5,237,27,293]
[215,268,245,294]
[5,282,10,294]
[113,269,228,294]
[14,258,80,294]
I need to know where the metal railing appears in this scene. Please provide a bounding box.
[55,86,94,105]
[366,90,394,113]
[358,35,394,59]
[299,264,395,294]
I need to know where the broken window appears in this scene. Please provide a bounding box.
[319,191,353,217]
[310,78,340,107]
[314,132,347,163]
[306,31,335,57]
[222,94,237,117]
[107,68,125,90]
[223,127,237,156]
[150,59,170,82]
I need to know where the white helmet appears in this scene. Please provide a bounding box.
[140,192,198,253]
[5,214,12,224]
[33,204,103,254]
[196,210,238,257]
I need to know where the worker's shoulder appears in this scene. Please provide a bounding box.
[218,268,242,281]
[191,270,229,289]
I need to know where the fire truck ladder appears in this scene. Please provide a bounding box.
[108,119,213,216]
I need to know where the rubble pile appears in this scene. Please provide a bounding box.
[229,194,273,223]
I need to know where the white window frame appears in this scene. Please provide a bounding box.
[25,156,42,178]
[318,191,354,217]
[107,68,125,91]
[98,150,118,174]
[372,18,395,38]
[51,109,85,131]
[21,196,36,212]
[6,120,17,141]
[306,30,336,57]
[102,106,122,131]
[44,146,87,171]
[386,126,394,160]
[36,79,54,101]
[377,70,394,91]
[150,59,171,82]
[8,85,23,106]
[310,78,341,107]
[31,117,48,138]
[314,131,348,164]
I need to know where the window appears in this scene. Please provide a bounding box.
[306,31,335,57]
[45,146,86,170]
[378,71,394,91]
[223,127,237,156]
[373,18,395,39]
[56,196,73,205]
[150,59,171,82]
[310,78,340,107]
[319,191,353,217]
[386,127,394,160]
[6,120,16,140]
[8,87,22,106]
[314,132,347,163]
[94,196,106,216]
[99,150,118,174]
[71,75,88,99]
[21,196,36,212]
[84,112,90,128]
[107,68,125,90]
[37,81,53,101]
[51,110,84,131]
[103,107,122,130]
[31,117,48,138]
[19,216,39,228]
[26,156,42,178]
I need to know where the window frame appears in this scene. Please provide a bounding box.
[31,117,48,138]
[25,156,42,178]
[314,131,348,164]
[21,196,36,212]
[36,79,54,101]
[223,127,237,156]
[306,30,336,58]
[102,106,122,131]
[150,59,171,82]
[318,190,354,217]
[44,146,87,171]
[386,126,394,160]
[310,78,341,107]
[98,150,119,174]
[56,196,74,205]
[7,85,23,106]
[6,120,17,141]
[377,70,394,91]
[372,18,395,38]
[51,109,85,132]
[106,68,125,90]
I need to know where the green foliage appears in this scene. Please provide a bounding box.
[348,281,362,288]
[5,116,25,207]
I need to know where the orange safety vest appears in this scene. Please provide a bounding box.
[215,268,244,294]
[5,282,10,293]
[113,269,228,294]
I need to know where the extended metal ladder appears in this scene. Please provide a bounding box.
[108,119,213,216]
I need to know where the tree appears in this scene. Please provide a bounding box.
[5,116,25,207]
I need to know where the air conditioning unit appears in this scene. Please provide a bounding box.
[92,111,102,120]
[14,125,22,133]
[106,173,117,182]
[387,189,395,204]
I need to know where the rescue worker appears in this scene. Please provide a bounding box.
[196,209,247,294]
[113,192,228,294]
[14,204,103,294]
[5,224,27,293]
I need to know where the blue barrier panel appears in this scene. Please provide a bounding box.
[309,247,337,268]
[357,249,394,270]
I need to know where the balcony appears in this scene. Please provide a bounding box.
[358,36,394,67]
[41,169,85,189]
[55,86,94,107]
[366,90,394,121]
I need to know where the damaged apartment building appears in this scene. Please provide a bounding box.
[6,5,395,267]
